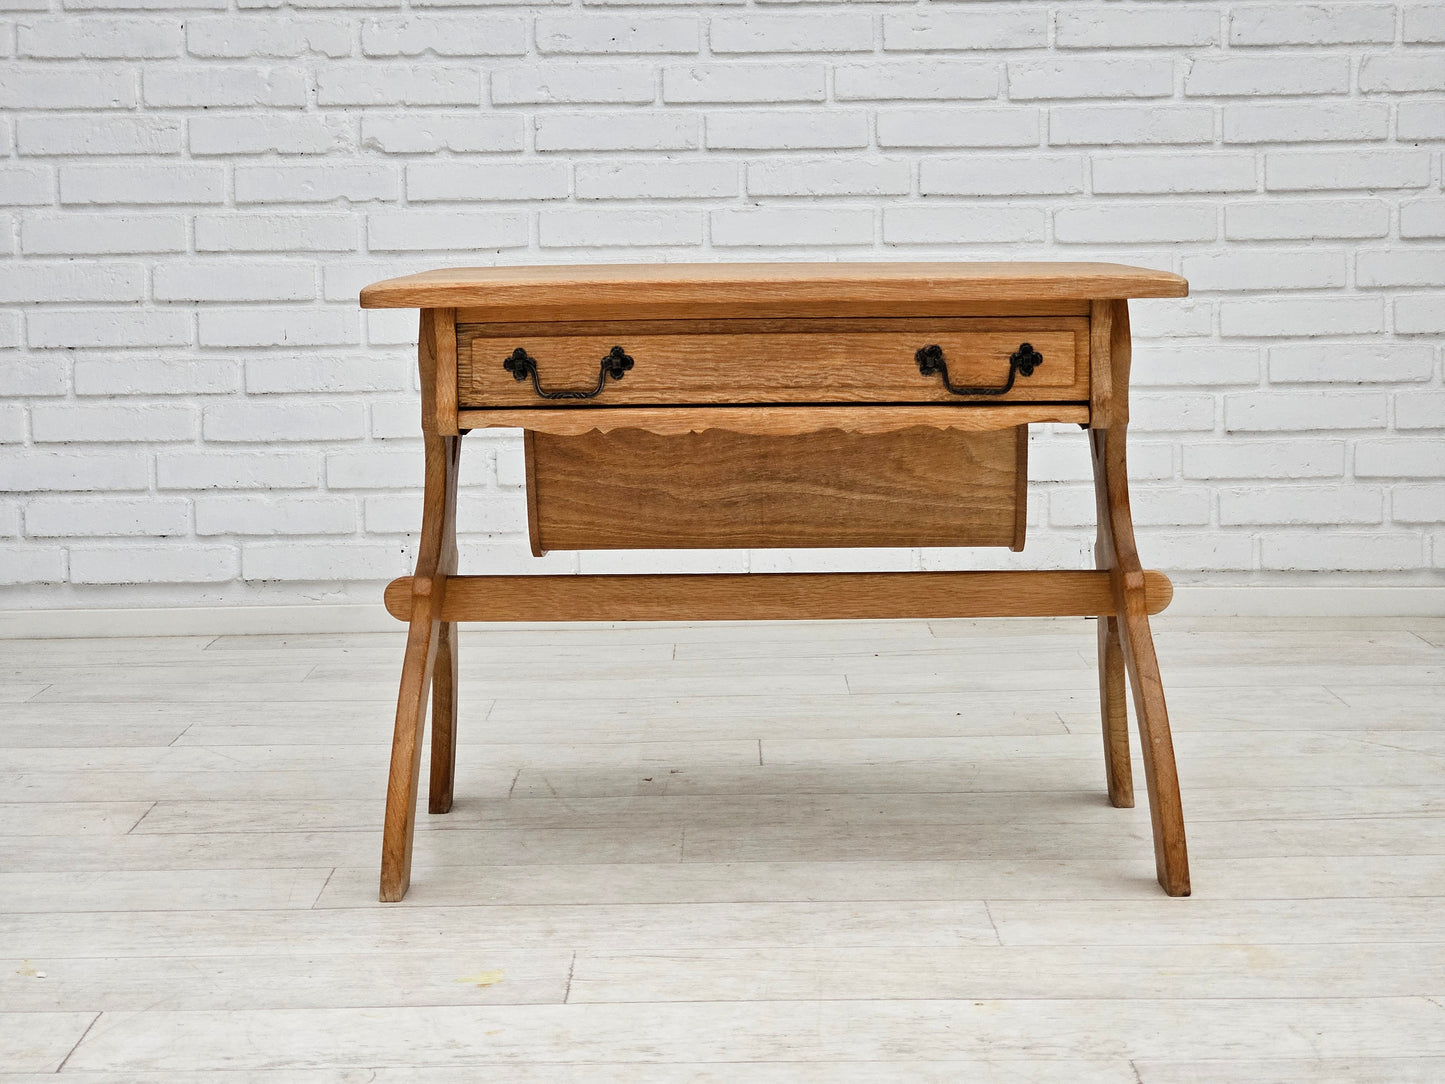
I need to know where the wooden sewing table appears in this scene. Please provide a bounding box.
[360,262,1191,902]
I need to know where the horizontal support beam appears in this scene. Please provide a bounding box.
[383,569,1172,624]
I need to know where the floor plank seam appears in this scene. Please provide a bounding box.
[124,802,157,835]
[54,1010,101,1073]
[1346,736,1445,760]
[311,867,336,908]
[983,901,1002,946]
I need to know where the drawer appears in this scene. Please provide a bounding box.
[457,317,1088,409]
[525,425,1027,553]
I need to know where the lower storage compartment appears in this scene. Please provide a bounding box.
[523,425,1027,553]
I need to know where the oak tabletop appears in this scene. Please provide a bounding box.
[360,261,1188,313]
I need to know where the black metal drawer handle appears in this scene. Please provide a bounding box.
[503,345,634,400]
[915,342,1043,397]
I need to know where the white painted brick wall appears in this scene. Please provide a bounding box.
[1,0,1442,613]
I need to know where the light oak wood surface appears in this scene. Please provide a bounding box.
[1088,298,1116,429]
[458,318,1088,406]
[361,260,1189,316]
[364,262,1199,901]
[378,431,459,902]
[1091,298,1129,805]
[526,426,1025,551]
[1091,299,1189,896]
[430,307,459,437]
[382,570,1174,623]
[456,402,1089,436]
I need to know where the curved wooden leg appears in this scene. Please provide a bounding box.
[429,429,461,815]
[380,434,460,902]
[1091,426,1190,897]
[1091,376,1135,809]
[380,606,440,902]
[1095,616,1134,808]
[428,619,458,814]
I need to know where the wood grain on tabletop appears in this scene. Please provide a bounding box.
[360,260,1189,316]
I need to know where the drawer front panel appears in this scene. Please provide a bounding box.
[526,425,1026,552]
[458,318,1088,409]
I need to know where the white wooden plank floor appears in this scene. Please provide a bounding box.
[1,615,1443,1081]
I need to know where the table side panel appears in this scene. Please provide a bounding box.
[527,426,1026,551]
